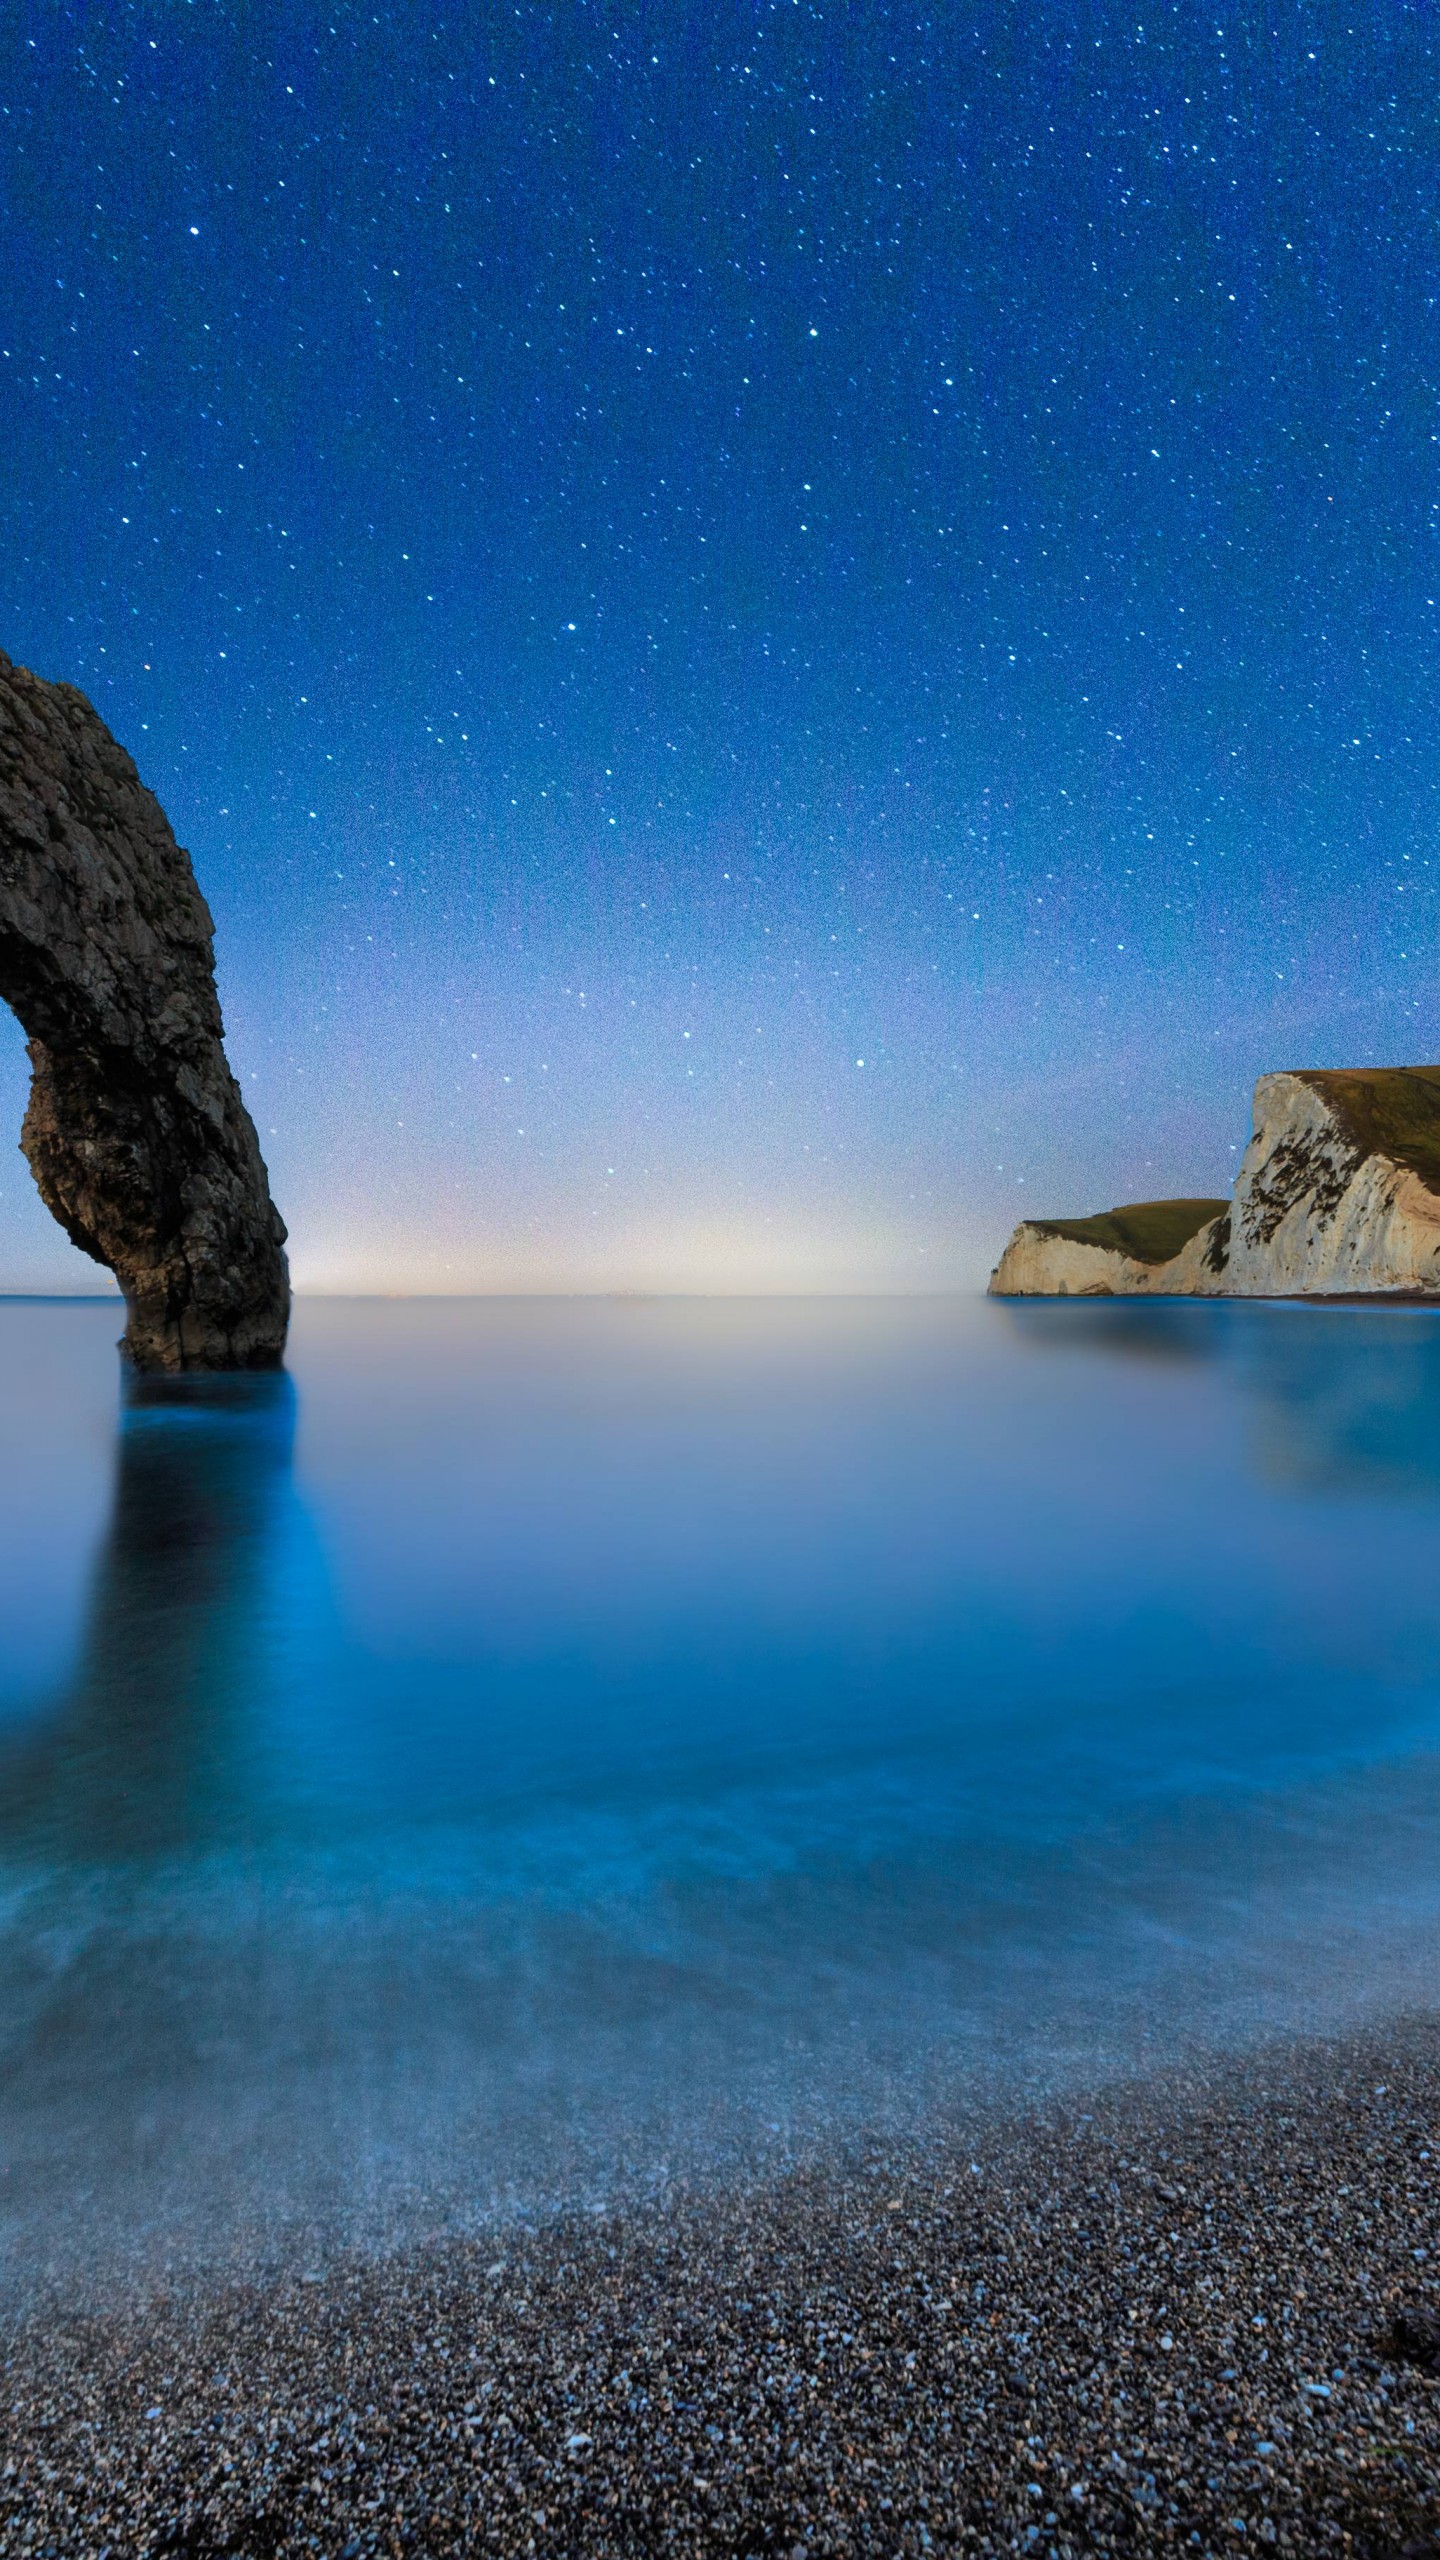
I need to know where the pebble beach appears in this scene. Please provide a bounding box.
[7,2021,1440,2558]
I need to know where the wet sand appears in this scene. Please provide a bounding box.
[6,2022,1440,2557]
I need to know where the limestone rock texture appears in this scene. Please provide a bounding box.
[0,651,289,1369]
[989,1067,1440,1300]
[1224,1068,1440,1295]
[989,1198,1229,1298]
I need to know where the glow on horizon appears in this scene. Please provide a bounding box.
[286,1207,975,1298]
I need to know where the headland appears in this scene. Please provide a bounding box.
[991,1066,1440,1300]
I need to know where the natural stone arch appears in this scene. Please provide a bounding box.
[0,651,289,1369]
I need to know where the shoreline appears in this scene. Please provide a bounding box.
[6,2020,1440,2555]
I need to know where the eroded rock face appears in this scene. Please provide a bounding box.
[0,652,289,1369]
[1225,1070,1440,1295]
[989,1199,1229,1298]
[989,1067,1440,1300]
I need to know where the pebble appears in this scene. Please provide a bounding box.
[4,2023,1440,2555]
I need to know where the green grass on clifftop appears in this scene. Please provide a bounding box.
[1299,1066,1440,1196]
[1030,1198,1230,1264]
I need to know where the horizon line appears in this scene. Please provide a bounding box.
[0,1284,982,1305]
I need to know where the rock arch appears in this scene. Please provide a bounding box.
[0,651,289,1369]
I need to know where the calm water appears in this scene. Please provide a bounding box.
[4,1292,1440,2286]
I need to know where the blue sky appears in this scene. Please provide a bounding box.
[2,3,1436,1291]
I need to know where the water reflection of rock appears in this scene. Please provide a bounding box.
[0,1371,296,1860]
[1233,1313,1440,1497]
[1002,1298,1440,1496]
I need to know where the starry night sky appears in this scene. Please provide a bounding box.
[2,4,1437,1293]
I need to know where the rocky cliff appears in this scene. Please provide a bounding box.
[990,1067,1440,1300]
[0,652,290,1369]
[989,1197,1229,1298]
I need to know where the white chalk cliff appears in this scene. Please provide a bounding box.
[989,1067,1440,1299]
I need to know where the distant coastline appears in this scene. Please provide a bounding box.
[993,1065,1440,1301]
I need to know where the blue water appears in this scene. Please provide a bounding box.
[4,1292,1440,2285]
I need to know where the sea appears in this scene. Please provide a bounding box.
[3,1291,1440,2292]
